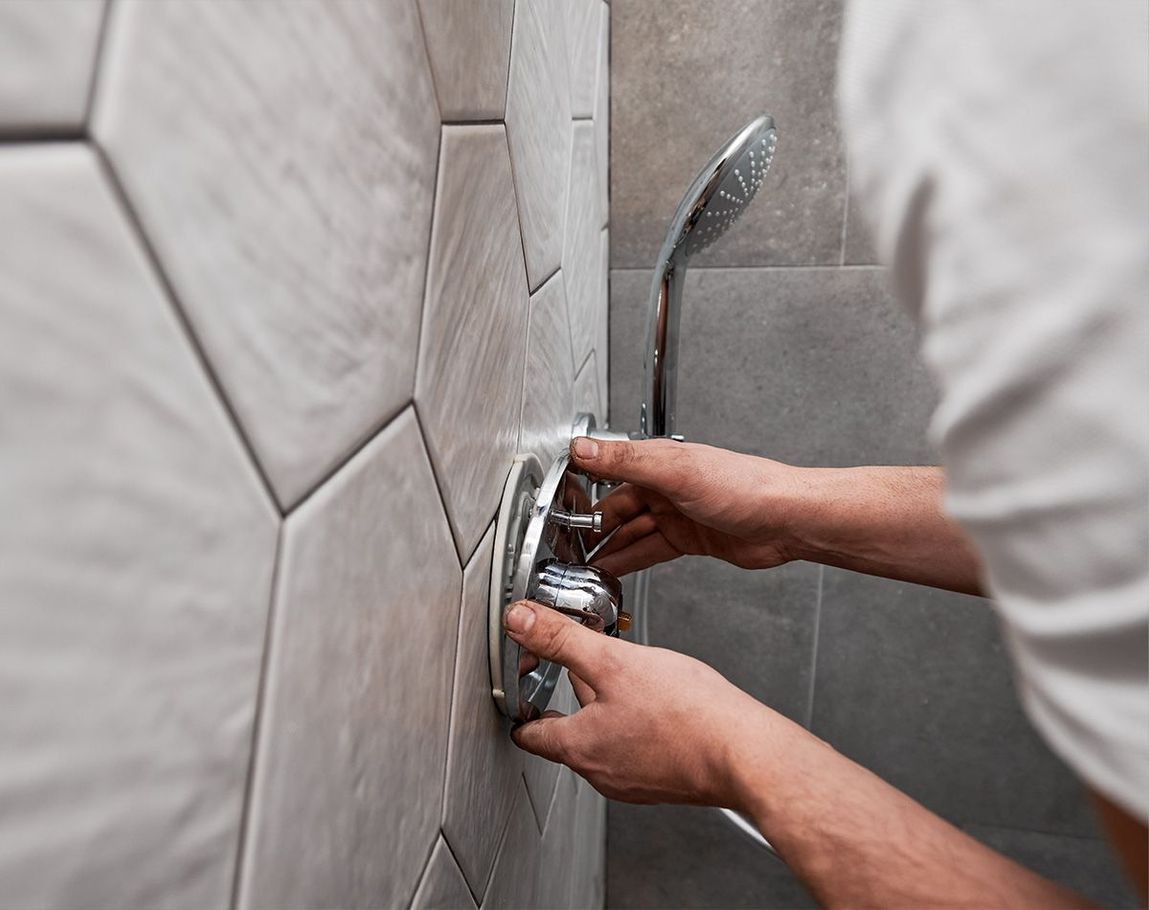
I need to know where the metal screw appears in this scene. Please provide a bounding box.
[551,509,603,533]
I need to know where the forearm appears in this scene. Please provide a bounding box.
[730,714,1090,909]
[778,465,986,596]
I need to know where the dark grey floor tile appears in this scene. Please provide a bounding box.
[645,557,820,725]
[607,802,817,909]
[963,825,1139,909]
[811,569,1100,837]
[609,266,938,466]
[842,193,880,265]
[610,0,847,268]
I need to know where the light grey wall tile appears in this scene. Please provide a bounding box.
[648,558,820,724]
[572,775,608,910]
[507,0,572,290]
[609,266,937,464]
[240,409,461,909]
[443,526,525,898]
[574,349,604,426]
[0,0,105,134]
[482,781,543,910]
[538,770,580,909]
[597,227,610,420]
[594,3,610,227]
[607,802,817,909]
[520,271,577,468]
[565,121,603,369]
[610,0,846,268]
[93,0,440,508]
[566,0,601,118]
[412,837,478,910]
[416,124,530,559]
[961,824,1137,909]
[417,0,513,120]
[811,569,1100,837]
[0,145,278,909]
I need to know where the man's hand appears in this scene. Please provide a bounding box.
[572,436,804,576]
[504,598,783,808]
[573,436,986,596]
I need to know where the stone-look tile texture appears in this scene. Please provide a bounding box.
[411,837,478,910]
[594,4,610,226]
[443,527,524,897]
[94,0,441,508]
[0,145,278,909]
[417,0,514,121]
[240,410,462,909]
[566,0,602,118]
[520,271,577,467]
[0,0,105,134]
[4,4,608,907]
[416,125,529,559]
[506,0,573,290]
[610,0,847,268]
[565,121,604,370]
[843,191,881,265]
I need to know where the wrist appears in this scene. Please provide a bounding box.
[755,464,849,565]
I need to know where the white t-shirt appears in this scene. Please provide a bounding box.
[839,1,1149,821]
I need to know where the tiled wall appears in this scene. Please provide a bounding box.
[0,1,608,908]
[607,2,1134,908]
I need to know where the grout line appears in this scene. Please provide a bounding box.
[409,832,444,908]
[502,0,517,124]
[410,403,470,571]
[227,522,286,910]
[90,143,281,514]
[410,125,444,432]
[804,564,824,730]
[838,150,851,267]
[441,118,506,127]
[572,115,594,122]
[81,0,116,132]
[608,263,885,273]
[437,828,483,906]
[0,131,86,144]
[410,0,444,126]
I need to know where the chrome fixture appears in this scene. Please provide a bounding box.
[489,447,627,723]
[642,114,777,438]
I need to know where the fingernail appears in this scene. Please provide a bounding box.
[572,436,599,460]
[505,602,535,634]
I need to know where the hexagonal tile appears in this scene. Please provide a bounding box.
[482,781,543,910]
[564,120,602,370]
[594,2,610,226]
[0,144,278,908]
[574,350,604,427]
[597,227,610,421]
[0,1,106,134]
[565,0,601,118]
[538,770,579,909]
[520,270,577,467]
[417,0,513,120]
[442,525,525,897]
[238,408,461,909]
[506,0,572,290]
[93,0,440,508]
[412,837,478,910]
[416,124,530,559]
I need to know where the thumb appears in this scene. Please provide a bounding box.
[570,436,689,495]
[504,600,614,686]
[511,711,574,763]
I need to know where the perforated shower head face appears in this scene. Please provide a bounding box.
[667,115,777,260]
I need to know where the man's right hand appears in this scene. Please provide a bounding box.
[571,435,806,576]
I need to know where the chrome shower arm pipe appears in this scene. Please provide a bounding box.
[640,258,686,439]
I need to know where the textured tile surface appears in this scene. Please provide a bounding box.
[412,837,478,910]
[506,0,572,289]
[443,526,525,897]
[520,271,577,467]
[566,0,601,117]
[0,145,278,909]
[610,0,847,267]
[607,802,817,909]
[416,124,530,559]
[0,0,105,134]
[609,266,937,465]
[647,558,820,724]
[538,771,579,909]
[594,4,610,226]
[843,192,881,265]
[483,782,543,910]
[962,825,1137,909]
[417,0,513,120]
[811,569,1100,836]
[565,121,604,369]
[240,410,462,909]
[574,350,605,426]
[94,0,440,507]
[572,776,608,910]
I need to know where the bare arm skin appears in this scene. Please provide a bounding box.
[505,601,1094,909]
[572,436,986,596]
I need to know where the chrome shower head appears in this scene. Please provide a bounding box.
[662,114,777,263]
[642,114,777,438]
